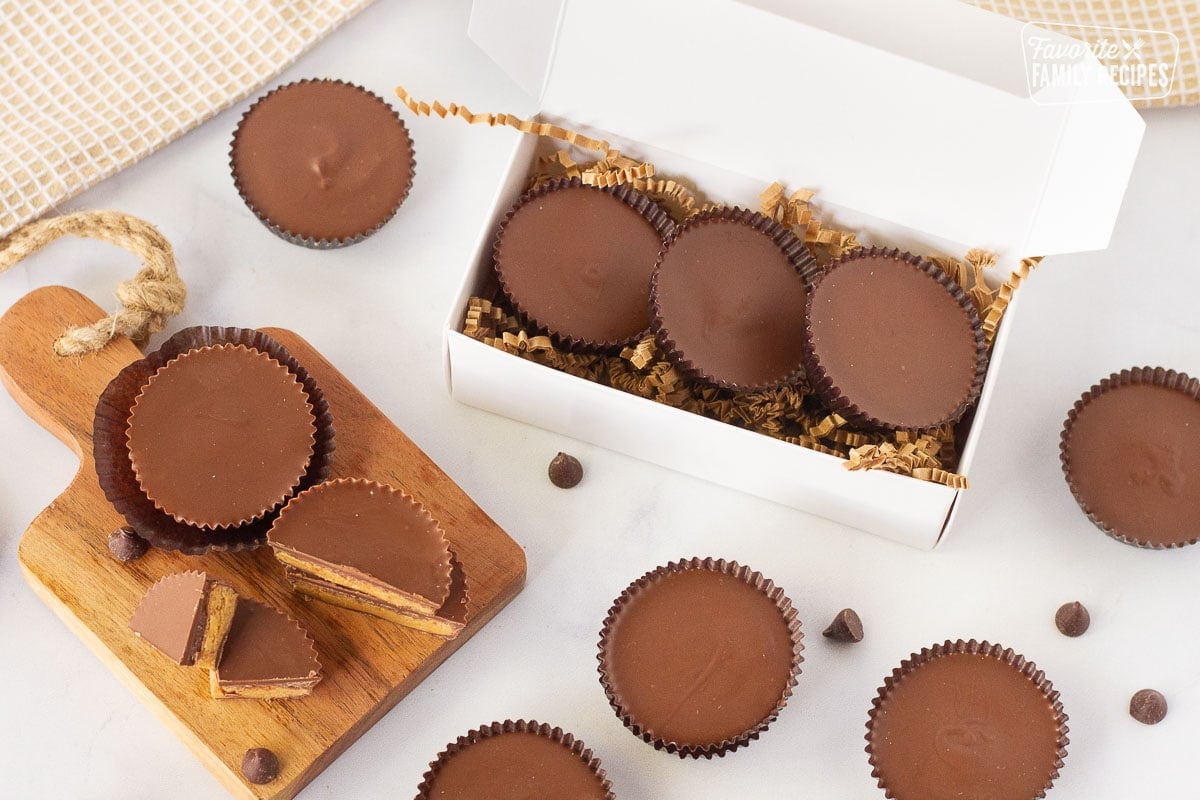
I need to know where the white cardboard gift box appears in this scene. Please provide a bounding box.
[443,0,1144,549]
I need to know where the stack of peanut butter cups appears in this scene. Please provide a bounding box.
[94,326,336,554]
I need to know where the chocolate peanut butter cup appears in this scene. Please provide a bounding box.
[649,207,819,391]
[128,571,236,667]
[211,597,322,699]
[493,178,675,352]
[280,548,469,638]
[1060,366,1200,548]
[94,326,336,554]
[866,640,1069,800]
[126,344,316,530]
[230,78,415,248]
[416,720,615,800]
[805,247,987,431]
[597,557,804,758]
[268,478,455,631]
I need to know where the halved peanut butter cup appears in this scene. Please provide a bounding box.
[268,478,455,630]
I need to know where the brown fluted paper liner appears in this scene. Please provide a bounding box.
[93,326,336,555]
[597,557,804,759]
[404,88,1036,487]
[439,548,471,625]
[416,720,616,800]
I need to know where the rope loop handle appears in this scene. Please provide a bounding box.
[0,210,186,355]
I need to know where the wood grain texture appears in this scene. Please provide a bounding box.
[0,286,526,800]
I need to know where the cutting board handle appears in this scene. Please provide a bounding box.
[0,287,143,457]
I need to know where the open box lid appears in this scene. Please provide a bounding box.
[469,0,1144,262]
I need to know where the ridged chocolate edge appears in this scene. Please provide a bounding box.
[803,246,989,432]
[1059,366,1200,549]
[267,477,455,608]
[93,326,336,555]
[492,176,677,354]
[415,719,616,800]
[229,78,416,249]
[127,344,318,530]
[649,207,820,393]
[864,638,1069,800]
[596,556,805,759]
[440,547,471,623]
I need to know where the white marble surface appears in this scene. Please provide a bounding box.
[2,2,1199,797]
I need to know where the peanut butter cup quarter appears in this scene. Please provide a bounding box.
[493,178,674,351]
[212,597,322,699]
[126,344,316,530]
[231,78,415,247]
[866,640,1068,800]
[1060,367,1200,548]
[598,557,803,757]
[805,247,986,431]
[650,208,817,391]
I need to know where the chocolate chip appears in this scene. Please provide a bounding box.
[241,747,280,784]
[1130,689,1168,725]
[548,452,583,488]
[107,526,148,562]
[1054,601,1090,637]
[822,608,864,643]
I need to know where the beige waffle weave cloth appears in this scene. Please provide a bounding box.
[1,1,372,237]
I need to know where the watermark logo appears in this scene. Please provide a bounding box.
[1022,22,1178,105]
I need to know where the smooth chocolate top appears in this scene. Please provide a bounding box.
[653,216,809,389]
[268,479,453,607]
[1064,381,1200,546]
[128,571,210,665]
[232,80,413,241]
[602,568,795,747]
[127,345,316,529]
[218,598,319,683]
[425,731,608,800]
[495,183,667,346]
[869,652,1061,800]
[808,253,980,429]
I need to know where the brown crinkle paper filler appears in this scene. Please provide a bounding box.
[402,86,1040,489]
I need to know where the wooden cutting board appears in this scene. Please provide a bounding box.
[0,286,526,799]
